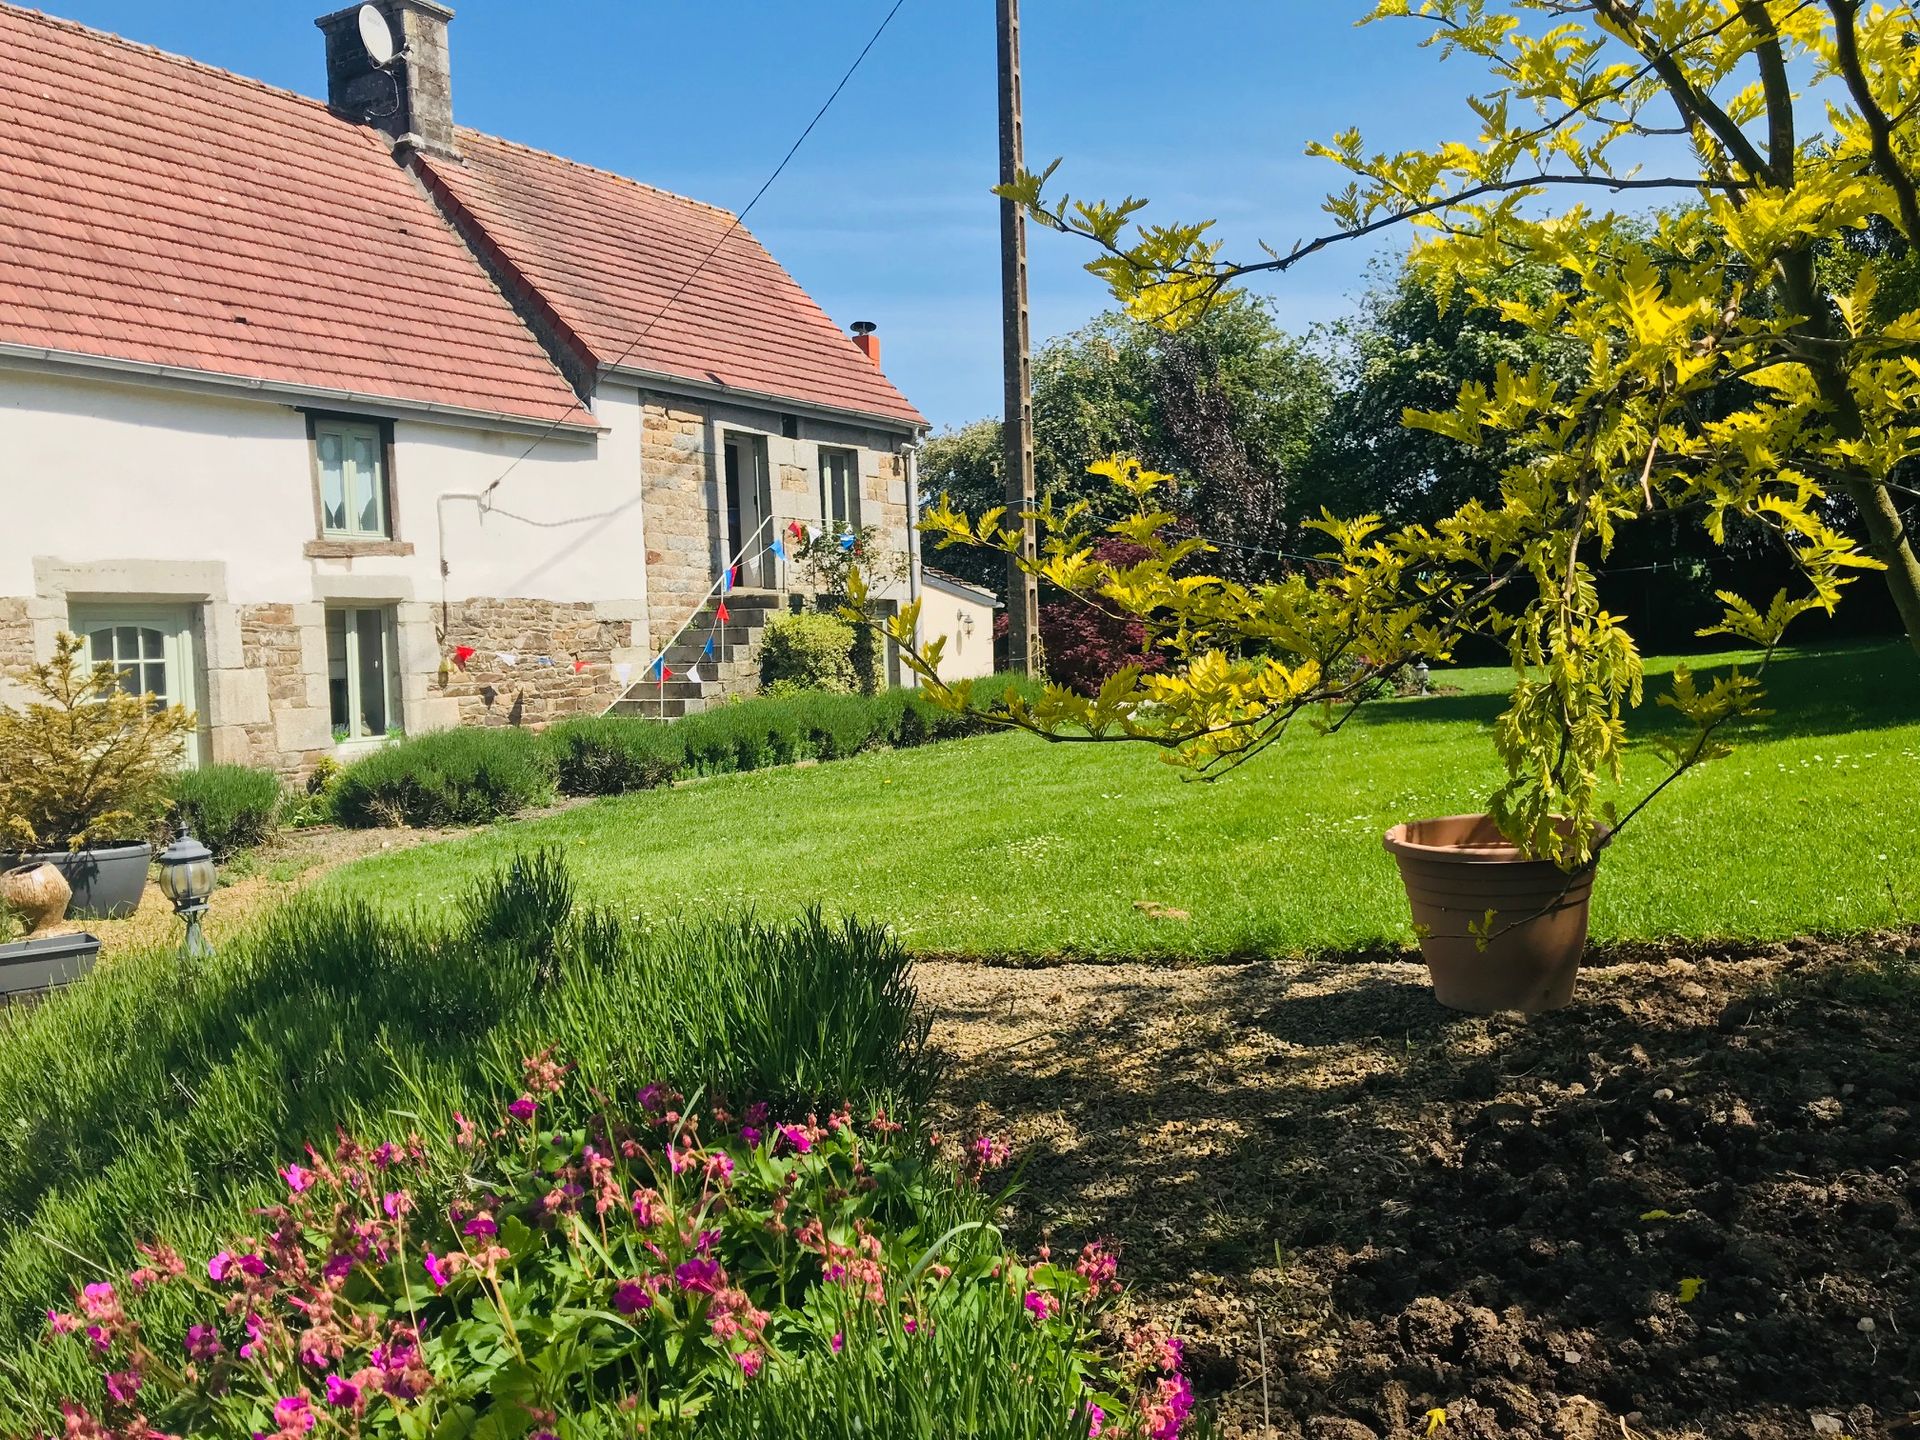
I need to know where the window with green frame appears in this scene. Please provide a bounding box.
[314,418,391,538]
[326,606,401,742]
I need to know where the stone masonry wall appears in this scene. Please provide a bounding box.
[238,603,320,775]
[440,598,643,729]
[0,598,32,709]
[641,403,717,644]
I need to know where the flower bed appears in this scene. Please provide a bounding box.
[45,1063,1197,1440]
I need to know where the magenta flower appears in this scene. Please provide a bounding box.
[372,1142,398,1169]
[1088,1402,1106,1438]
[903,1316,918,1336]
[507,1095,537,1123]
[636,1084,664,1111]
[422,1251,451,1288]
[103,1370,140,1405]
[275,1395,316,1434]
[207,1251,235,1281]
[383,1190,411,1218]
[830,1331,844,1354]
[323,1374,361,1408]
[739,1125,762,1145]
[737,1348,764,1379]
[184,1323,222,1361]
[612,1279,652,1315]
[1023,1290,1057,1323]
[776,1124,812,1154]
[463,1214,498,1237]
[46,1309,76,1336]
[79,1282,116,1317]
[283,1163,314,1193]
[631,1191,659,1228]
[674,1257,723,1294]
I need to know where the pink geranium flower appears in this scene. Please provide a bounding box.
[103,1371,140,1405]
[422,1252,451,1288]
[323,1374,360,1408]
[274,1394,316,1434]
[674,1257,723,1294]
[506,1096,537,1123]
[612,1280,652,1315]
[282,1163,314,1193]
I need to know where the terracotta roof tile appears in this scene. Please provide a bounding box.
[421,132,927,430]
[0,3,587,427]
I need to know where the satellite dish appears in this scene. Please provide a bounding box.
[357,4,396,68]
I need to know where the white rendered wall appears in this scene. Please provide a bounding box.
[917,580,997,681]
[0,367,647,608]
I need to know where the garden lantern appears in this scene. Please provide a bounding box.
[1414,659,1431,694]
[157,826,216,958]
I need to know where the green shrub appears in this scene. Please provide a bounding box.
[786,689,896,760]
[164,764,282,859]
[0,853,936,1425]
[327,726,556,828]
[545,714,686,795]
[760,611,857,695]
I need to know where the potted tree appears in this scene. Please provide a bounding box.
[864,2,1917,1015]
[0,633,196,919]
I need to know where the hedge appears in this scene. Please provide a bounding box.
[334,676,1045,829]
[164,764,283,859]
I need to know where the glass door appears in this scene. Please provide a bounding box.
[71,605,203,764]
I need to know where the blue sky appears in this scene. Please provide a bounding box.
[51,2,1484,430]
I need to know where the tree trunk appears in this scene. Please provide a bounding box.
[1840,476,1920,657]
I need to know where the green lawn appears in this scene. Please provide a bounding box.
[330,641,1919,959]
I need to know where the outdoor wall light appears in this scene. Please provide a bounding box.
[157,826,216,959]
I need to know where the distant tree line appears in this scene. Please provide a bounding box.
[921,255,1907,688]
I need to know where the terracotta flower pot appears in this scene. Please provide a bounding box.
[1382,814,1605,1015]
[0,862,71,936]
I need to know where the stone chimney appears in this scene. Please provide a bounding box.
[316,1,457,157]
[851,320,881,367]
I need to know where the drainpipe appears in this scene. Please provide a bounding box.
[435,492,485,641]
[904,433,924,681]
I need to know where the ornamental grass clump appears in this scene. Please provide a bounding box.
[165,764,283,860]
[41,1064,1196,1440]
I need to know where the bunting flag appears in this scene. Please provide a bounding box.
[452,645,475,671]
[804,522,820,544]
[788,520,805,541]
[702,635,715,658]
[838,531,857,552]
[770,534,787,561]
[572,658,587,674]
[537,655,555,667]
[686,664,703,685]
[650,657,672,682]
[715,601,730,625]
[614,662,633,686]
[497,652,519,668]
[722,564,736,595]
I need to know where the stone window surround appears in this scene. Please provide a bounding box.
[21,560,460,766]
[301,410,415,560]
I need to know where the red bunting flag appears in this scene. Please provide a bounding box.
[572,658,586,674]
[453,645,475,671]
[788,520,805,540]
[715,601,730,624]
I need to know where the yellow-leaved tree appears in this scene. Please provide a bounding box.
[867,0,1920,867]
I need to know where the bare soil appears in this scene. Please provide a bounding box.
[918,933,1920,1440]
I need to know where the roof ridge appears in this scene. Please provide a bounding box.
[0,1,343,120]
[452,127,740,223]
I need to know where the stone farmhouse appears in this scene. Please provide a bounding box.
[0,0,994,775]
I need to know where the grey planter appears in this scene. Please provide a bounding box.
[0,843,152,919]
[0,931,102,997]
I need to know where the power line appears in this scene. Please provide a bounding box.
[477,0,913,506]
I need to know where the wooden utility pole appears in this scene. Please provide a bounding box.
[997,0,1040,676]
